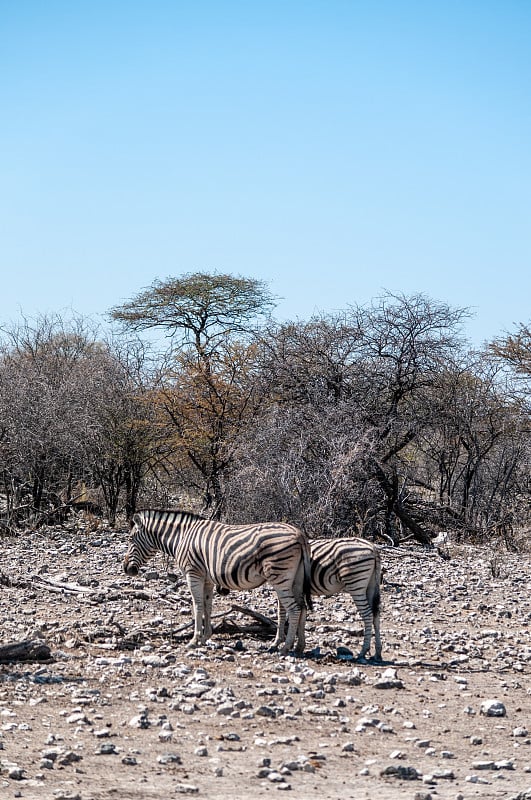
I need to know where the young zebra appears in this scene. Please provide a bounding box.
[276,537,382,661]
[123,509,313,655]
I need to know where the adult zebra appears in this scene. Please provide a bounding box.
[123,509,313,655]
[276,537,382,661]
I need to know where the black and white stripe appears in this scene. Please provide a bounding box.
[312,538,382,660]
[124,509,313,654]
[277,537,382,660]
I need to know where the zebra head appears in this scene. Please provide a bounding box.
[123,512,157,576]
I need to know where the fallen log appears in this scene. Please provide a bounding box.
[230,604,276,631]
[0,639,52,663]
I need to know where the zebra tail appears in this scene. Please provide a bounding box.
[372,581,381,617]
[303,545,313,612]
[372,551,382,617]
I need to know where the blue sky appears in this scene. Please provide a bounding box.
[1,0,530,346]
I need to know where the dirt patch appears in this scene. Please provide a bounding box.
[1,527,530,800]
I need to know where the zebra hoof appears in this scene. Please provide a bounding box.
[279,644,296,656]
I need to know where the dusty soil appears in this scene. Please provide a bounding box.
[1,525,530,800]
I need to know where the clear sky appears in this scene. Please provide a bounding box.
[1,0,530,346]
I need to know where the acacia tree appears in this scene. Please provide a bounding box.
[110,272,275,517]
[229,294,470,543]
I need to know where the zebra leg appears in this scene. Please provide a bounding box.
[294,605,307,655]
[186,573,207,647]
[290,559,307,654]
[281,598,303,654]
[271,592,300,654]
[271,595,288,650]
[275,559,308,655]
[273,598,306,653]
[350,593,374,661]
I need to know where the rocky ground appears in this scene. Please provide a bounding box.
[0,524,530,800]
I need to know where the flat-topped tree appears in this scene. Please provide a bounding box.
[110,272,277,518]
[111,271,275,364]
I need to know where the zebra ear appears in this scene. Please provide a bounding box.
[130,513,142,529]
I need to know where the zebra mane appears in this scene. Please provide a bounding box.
[137,508,207,522]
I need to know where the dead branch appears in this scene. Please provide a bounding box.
[0,639,52,663]
[31,575,94,594]
[230,604,276,630]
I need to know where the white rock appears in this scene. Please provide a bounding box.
[480,699,506,717]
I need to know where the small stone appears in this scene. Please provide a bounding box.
[480,699,506,717]
[66,712,90,725]
[7,766,25,780]
[380,765,420,780]
[96,743,118,755]
[174,784,199,794]
[374,668,404,690]
[495,759,514,770]
[158,753,182,765]
[129,712,150,729]
[389,750,405,759]
[432,769,455,780]
[257,767,272,778]
[57,750,83,765]
[194,746,208,757]
[41,747,60,761]
[267,771,285,783]
[441,750,455,759]
[255,705,277,718]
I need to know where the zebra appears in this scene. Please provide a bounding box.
[275,537,382,661]
[123,508,313,655]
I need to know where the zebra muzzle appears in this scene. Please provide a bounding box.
[124,560,138,576]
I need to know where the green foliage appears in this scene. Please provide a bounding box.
[110,271,276,356]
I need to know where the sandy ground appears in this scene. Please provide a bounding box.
[1,525,530,800]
